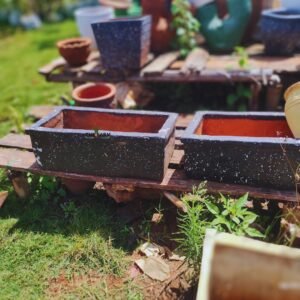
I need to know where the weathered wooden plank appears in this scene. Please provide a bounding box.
[114,82,131,108]
[0,134,32,150]
[38,57,66,75]
[28,105,57,120]
[180,48,209,75]
[0,191,8,208]
[131,69,274,83]
[81,61,100,73]
[175,114,194,128]
[0,146,297,202]
[141,51,180,77]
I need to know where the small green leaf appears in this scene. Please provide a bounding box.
[204,201,220,215]
[243,213,257,226]
[245,227,265,238]
[232,216,240,225]
[235,193,249,209]
[222,210,229,216]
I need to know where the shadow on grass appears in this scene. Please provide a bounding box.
[0,188,136,253]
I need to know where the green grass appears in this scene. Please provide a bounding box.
[0,21,78,137]
[0,174,141,299]
[0,24,143,299]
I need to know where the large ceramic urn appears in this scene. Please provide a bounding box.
[284,82,300,138]
[141,0,174,53]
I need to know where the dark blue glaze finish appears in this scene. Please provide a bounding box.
[26,106,177,181]
[182,111,300,190]
[92,15,152,70]
[261,8,300,56]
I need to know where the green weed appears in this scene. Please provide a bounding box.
[176,183,264,267]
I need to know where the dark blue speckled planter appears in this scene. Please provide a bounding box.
[26,106,177,181]
[182,111,300,190]
[261,8,300,56]
[92,15,152,70]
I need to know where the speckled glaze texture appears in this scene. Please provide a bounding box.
[261,8,300,56]
[26,107,177,181]
[92,16,152,70]
[182,112,300,190]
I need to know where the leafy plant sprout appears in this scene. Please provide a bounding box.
[234,46,250,69]
[176,182,264,267]
[172,0,200,58]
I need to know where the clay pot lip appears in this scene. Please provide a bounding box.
[284,82,300,102]
[57,37,92,49]
[72,82,116,103]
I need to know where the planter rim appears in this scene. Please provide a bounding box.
[74,5,114,17]
[56,37,91,49]
[262,8,300,19]
[181,111,300,144]
[72,83,116,103]
[26,106,178,140]
[91,14,151,26]
[284,82,300,102]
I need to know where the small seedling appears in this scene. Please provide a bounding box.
[234,46,250,69]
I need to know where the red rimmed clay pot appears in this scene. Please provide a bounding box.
[61,178,95,195]
[72,83,116,108]
[57,37,91,67]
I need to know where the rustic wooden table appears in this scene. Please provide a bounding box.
[39,45,300,110]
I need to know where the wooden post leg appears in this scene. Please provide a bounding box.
[6,170,30,199]
[265,82,283,111]
[249,82,262,111]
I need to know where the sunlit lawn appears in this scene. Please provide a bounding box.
[0,22,143,299]
[0,21,78,137]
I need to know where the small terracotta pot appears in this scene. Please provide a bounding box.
[61,178,95,195]
[57,37,91,67]
[72,83,116,108]
[284,82,300,138]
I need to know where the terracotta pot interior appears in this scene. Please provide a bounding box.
[60,39,89,48]
[195,117,293,138]
[75,85,112,101]
[42,110,167,134]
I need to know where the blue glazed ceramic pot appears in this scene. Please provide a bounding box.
[92,15,152,70]
[261,8,300,56]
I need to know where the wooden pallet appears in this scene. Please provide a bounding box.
[0,114,297,203]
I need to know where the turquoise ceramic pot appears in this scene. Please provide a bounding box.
[195,0,252,52]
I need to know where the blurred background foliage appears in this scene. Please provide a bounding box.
[0,0,99,24]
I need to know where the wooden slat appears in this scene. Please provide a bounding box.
[175,114,194,128]
[131,69,274,83]
[81,61,100,73]
[0,146,297,202]
[38,57,66,75]
[28,105,57,120]
[169,149,184,167]
[141,51,180,77]
[0,134,32,150]
[180,48,209,75]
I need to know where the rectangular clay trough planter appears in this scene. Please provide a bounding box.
[181,111,300,190]
[26,107,177,181]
